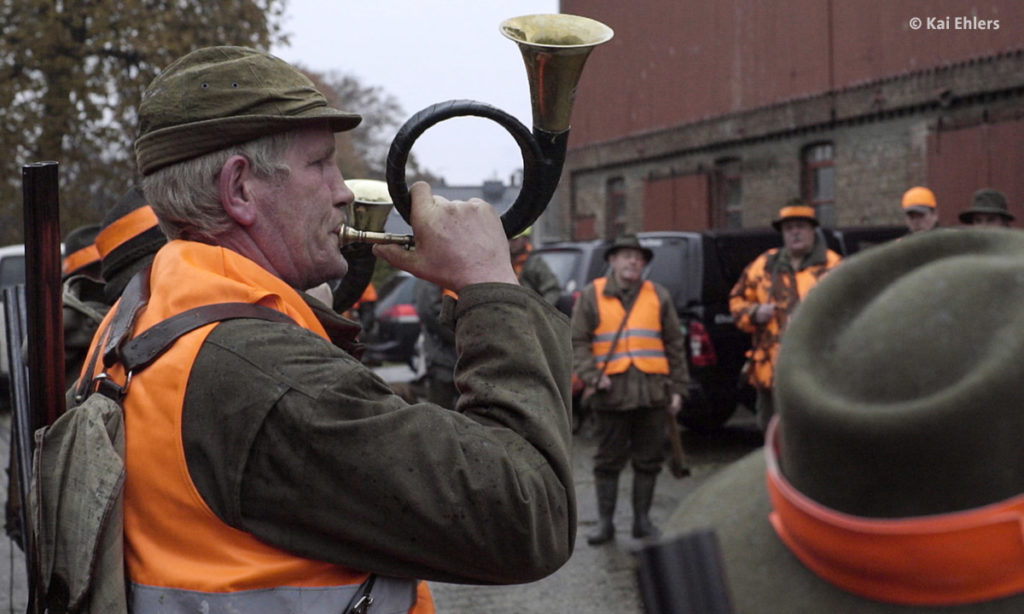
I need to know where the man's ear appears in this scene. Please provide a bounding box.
[219,155,258,226]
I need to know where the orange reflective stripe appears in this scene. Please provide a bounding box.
[95,205,159,259]
[764,418,1024,606]
[591,278,668,375]
[62,244,100,275]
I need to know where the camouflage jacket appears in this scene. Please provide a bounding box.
[729,238,841,389]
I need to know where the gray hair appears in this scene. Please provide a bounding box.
[141,131,296,242]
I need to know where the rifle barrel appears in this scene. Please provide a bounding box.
[22,161,66,430]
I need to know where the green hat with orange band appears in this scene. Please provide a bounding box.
[667,228,1024,613]
[62,224,102,280]
[96,186,167,303]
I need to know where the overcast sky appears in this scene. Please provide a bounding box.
[272,0,560,186]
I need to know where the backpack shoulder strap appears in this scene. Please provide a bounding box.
[101,267,151,368]
[75,266,297,401]
[118,302,294,372]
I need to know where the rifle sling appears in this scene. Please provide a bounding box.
[595,286,640,382]
[102,267,150,369]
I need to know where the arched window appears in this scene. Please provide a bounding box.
[606,177,627,239]
[802,142,835,226]
[713,157,742,229]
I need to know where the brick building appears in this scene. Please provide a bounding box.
[541,0,1024,240]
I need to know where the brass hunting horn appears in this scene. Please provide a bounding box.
[338,13,613,247]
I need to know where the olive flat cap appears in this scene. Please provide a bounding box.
[135,46,361,176]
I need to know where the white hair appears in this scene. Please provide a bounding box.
[141,131,296,242]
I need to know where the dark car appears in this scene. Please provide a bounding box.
[363,271,420,367]
[0,244,25,412]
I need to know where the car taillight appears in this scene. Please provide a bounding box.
[379,304,419,323]
[570,289,581,308]
[688,320,717,367]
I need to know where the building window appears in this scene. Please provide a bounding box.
[802,142,835,226]
[606,177,627,239]
[713,157,742,229]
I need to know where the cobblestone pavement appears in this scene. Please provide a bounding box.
[0,405,761,613]
[429,411,762,613]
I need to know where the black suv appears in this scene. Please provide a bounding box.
[534,226,906,432]
[638,225,906,430]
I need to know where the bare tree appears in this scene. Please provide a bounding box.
[304,68,438,184]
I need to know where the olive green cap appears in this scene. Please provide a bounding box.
[604,234,653,262]
[959,187,1015,223]
[135,46,362,176]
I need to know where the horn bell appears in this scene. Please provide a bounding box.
[500,14,614,134]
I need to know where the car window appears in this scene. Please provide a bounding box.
[639,235,699,311]
[374,275,417,315]
[532,250,580,288]
[0,255,25,288]
[584,250,609,286]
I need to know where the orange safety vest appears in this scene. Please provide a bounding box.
[356,282,378,305]
[89,240,432,614]
[590,277,669,375]
[512,241,533,279]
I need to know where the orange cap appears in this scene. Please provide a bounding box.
[772,205,818,230]
[901,186,936,210]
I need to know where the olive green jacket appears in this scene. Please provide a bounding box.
[518,254,562,306]
[570,274,689,411]
[182,283,575,585]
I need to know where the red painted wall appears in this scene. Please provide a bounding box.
[926,118,1024,227]
[643,173,711,230]
[561,0,1021,147]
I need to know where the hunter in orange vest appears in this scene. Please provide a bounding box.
[509,226,561,306]
[729,202,841,430]
[68,46,576,613]
[571,235,690,545]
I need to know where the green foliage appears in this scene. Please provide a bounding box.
[0,0,288,244]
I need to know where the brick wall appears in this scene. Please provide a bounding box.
[538,52,1024,241]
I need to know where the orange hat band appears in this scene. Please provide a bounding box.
[62,244,101,275]
[765,418,1024,606]
[95,205,159,259]
[777,205,816,221]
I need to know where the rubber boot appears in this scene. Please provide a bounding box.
[632,472,661,540]
[587,475,618,545]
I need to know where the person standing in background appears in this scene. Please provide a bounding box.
[729,202,841,431]
[510,226,561,306]
[901,186,939,234]
[572,235,689,545]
